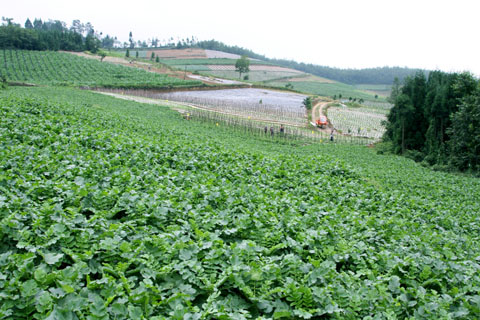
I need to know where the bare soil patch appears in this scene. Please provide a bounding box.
[311,101,334,133]
[147,48,207,59]
[286,74,336,83]
[207,65,303,73]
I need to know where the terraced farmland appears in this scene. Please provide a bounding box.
[0,49,201,88]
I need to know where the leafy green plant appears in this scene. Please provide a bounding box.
[0,49,202,89]
[1,86,479,319]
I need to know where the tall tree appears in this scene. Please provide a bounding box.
[383,71,480,172]
[235,55,250,79]
[1,17,15,26]
[101,34,115,49]
[129,31,134,49]
[85,29,100,53]
[448,87,480,171]
[33,18,43,30]
[70,19,84,34]
[24,18,33,29]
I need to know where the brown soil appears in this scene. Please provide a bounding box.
[207,65,303,72]
[147,48,207,59]
[286,75,336,83]
[311,100,333,133]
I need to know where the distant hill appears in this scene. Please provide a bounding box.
[195,40,428,85]
[118,47,386,100]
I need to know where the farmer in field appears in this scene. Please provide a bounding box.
[280,124,285,136]
[330,129,334,142]
[270,127,274,137]
[264,126,268,134]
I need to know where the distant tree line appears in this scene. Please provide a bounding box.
[0,19,427,85]
[383,71,480,172]
[195,40,426,85]
[0,18,118,53]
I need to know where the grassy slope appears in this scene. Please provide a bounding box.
[1,86,479,319]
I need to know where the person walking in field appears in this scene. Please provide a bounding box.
[264,126,268,134]
[280,124,285,136]
[270,127,274,137]
[330,129,335,142]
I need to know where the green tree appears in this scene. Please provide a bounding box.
[125,49,130,57]
[388,77,401,104]
[155,56,159,63]
[2,17,15,26]
[384,73,426,154]
[235,55,250,79]
[383,71,479,171]
[129,31,134,49]
[101,35,115,49]
[85,30,100,53]
[24,18,33,29]
[151,52,155,60]
[448,90,480,171]
[33,18,43,30]
[302,97,312,110]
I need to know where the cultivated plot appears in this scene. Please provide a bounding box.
[156,88,308,125]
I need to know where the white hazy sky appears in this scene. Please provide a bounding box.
[4,0,480,75]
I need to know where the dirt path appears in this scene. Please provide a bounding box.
[311,101,333,133]
[97,91,307,128]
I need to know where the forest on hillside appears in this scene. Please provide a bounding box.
[0,18,113,53]
[383,71,480,172]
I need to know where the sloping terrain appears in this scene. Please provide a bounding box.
[1,86,479,319]
[0,49,202,89]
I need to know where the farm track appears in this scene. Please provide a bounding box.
[311,101,333,133]
[97,92,308,128]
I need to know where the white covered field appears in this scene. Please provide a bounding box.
[327,106,387,139]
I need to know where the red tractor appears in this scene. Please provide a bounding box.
[316,116,328,128]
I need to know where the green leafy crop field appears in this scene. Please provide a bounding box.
[0,50,202,89]
[1,86,479,319]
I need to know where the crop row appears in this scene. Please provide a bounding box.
[1,87,480,319]
[0,49,201,88]
[327,106,387,139]
[99,88,307,126]
[159,93,306,125]
[185,108,374,145]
